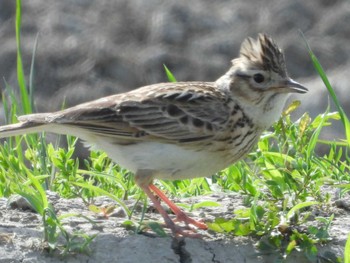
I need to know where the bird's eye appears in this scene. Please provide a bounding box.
[253,73,265,83]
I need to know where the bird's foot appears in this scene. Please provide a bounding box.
[148,184,208,233]
[173,210,208,230]
[140,182,208,238]
[163,215,204,238]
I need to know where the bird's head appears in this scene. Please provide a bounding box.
[217,34,308,127]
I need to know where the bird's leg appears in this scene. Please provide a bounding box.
[135,170,205,237]
[140,184,177,231]
[149,184,207,230]
[139,184,203,238]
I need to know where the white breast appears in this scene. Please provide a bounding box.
[93,139,229,181]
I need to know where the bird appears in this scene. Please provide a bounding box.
[0,34,307,237]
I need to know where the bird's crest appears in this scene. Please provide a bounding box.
[235,34,288,77]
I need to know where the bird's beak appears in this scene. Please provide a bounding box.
[282,78,308,94]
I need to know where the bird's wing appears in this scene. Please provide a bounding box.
[23,82,231,143]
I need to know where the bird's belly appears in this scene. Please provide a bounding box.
[93,140,229,180]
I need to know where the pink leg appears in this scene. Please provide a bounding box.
[149,184,207,230]
[139,184,204,238]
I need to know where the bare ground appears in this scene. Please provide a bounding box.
[0,189,348,263]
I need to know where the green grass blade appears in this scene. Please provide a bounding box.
[3,79,19,124]
[163,64,177,82]
[286,201,319,221]
[307,107,329,160]
[2,84,10,125]
[345,232,350,263]
[16,167,49,215]
[16,0,31,114]
[25,167,49,209]
[300,31,350,146]
[3,79,24,161]
[310,54,350,145]
[29,33,39,111]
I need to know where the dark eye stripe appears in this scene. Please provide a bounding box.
[235,72,250,79]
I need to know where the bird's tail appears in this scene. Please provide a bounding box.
[0,113,51,138]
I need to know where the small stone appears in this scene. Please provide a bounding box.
[109,207,127,218]
[7,195,36,212]
[335,199,350,211]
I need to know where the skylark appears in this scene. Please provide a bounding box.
[0,34,307,237]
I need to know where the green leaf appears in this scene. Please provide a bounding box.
[286,239,297,255]
[262,151,296,164]
[299,112,311,136]
[234,208,250,219]
[192,201,220,210]
[234,221,251,236]
[207,218,235,233]
[88,204,101,214]
[146,221,168,237]
[283,100,301,116]
[286,201,319,221]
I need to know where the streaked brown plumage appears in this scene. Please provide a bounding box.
[0,34,307,237]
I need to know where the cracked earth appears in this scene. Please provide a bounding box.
[0,190,348,263]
